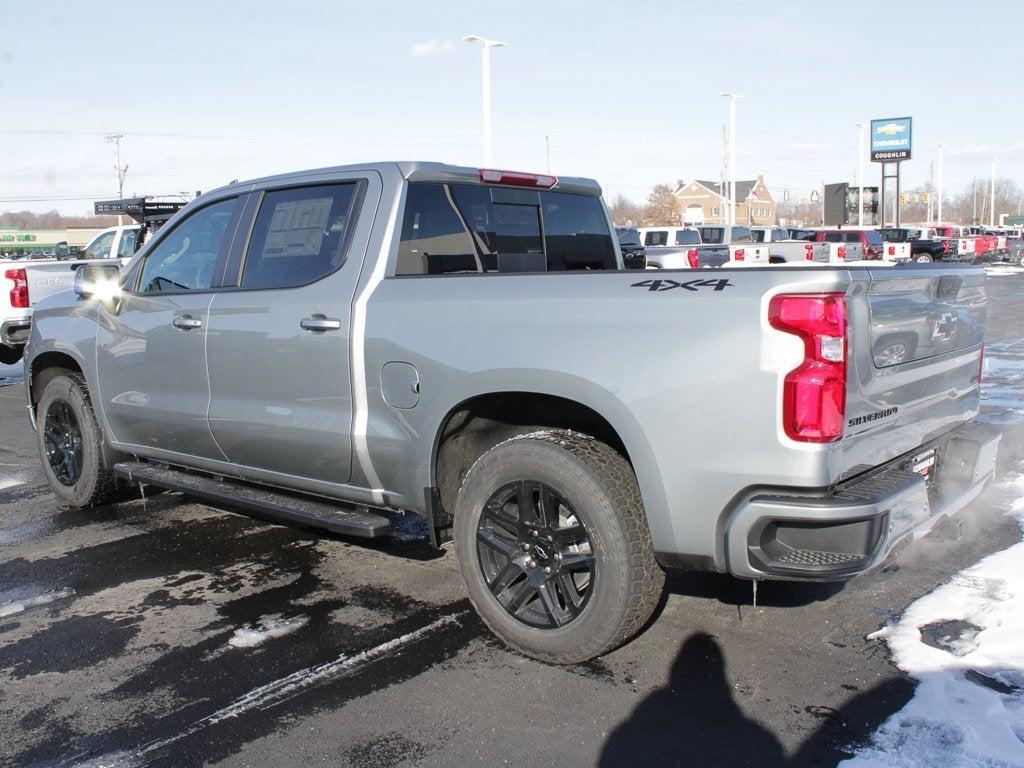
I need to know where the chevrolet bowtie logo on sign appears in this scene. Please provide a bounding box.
[870,116,912,162]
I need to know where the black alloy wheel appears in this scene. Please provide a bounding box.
[476,480,595,629]
[43,399,84,487]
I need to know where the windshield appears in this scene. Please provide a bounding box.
[83,231,116,260]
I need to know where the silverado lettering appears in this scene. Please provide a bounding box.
[848,407,899,427]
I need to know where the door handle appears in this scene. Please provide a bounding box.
[300,316,342,332]
[172,315,203,330]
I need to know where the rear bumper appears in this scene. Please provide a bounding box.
[724,420,1001,581]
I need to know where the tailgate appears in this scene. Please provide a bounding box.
[841,265,986,473]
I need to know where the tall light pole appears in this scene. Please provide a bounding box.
[720,92,743,225]
[854,123,865,226]
[935,143,945,224]
[463,35,507,166]
[990,157,997,227]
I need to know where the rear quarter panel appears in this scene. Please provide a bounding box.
[363,267,854,567]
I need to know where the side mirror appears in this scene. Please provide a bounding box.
[74,263,122,301]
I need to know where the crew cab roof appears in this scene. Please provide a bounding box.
[211,161,604,198]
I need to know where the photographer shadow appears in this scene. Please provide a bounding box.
[599,632,913,768]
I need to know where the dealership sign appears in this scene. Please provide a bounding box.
[870,117,912,162]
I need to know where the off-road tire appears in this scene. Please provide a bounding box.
[36,373,121,507]
[454,429,664,663]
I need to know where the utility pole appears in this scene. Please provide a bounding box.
[990,157,997,227]
[105,133,128,225]
[854,123,865,226]
[463,36,508,166]
[720,92,743,226]
[935,143,945,225]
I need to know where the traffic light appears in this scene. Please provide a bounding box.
[922,193,930,202]
[899,193,909,204]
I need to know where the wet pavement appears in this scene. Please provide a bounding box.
[1,271,1023,768]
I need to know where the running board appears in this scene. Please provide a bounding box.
[113,461,391,538]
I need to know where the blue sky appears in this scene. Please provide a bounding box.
[2,0,1023,214]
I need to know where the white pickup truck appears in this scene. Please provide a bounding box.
[1,226,138,364]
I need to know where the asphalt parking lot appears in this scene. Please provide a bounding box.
[1,271,1023,768]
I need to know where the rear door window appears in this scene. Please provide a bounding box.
[241,184,359,289]
[644,230,668,247]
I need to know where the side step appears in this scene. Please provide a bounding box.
[113,461,392,539]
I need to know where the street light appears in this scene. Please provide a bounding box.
[720,92,744,225]
[463,35,507,166]
[990,156,997,227]
[854,123,865,226]
[935,143,945,224]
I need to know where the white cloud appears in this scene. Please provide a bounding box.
[410,40,455,58]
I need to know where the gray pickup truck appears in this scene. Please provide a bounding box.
[24,161,999,663]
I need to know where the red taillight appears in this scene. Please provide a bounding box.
[478,168,557,189]
[734,248,745,261]
[768,293,847,443]
[804,244,814,261]
[943,240,951,253]
[5,268,28,309]
[837,245,847,260]
[687,249,700,269]
[888,245,896,256]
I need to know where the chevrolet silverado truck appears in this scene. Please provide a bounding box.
[23,161,1000,663]
[2,251,133,364]
[878,227,947,263]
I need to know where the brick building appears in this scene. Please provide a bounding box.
[673,176,777,226]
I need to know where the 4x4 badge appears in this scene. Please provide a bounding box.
[631,278,733,292]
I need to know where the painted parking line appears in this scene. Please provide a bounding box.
[79,609,470,767]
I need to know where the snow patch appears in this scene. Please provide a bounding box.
[227,614,309,649]
[0,588,75,618]
[985,264,1024,276]
[841,472,1024,767]
[980,339,1024,425]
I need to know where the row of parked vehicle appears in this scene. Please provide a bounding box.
[616,222,1024,269]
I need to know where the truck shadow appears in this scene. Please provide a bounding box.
[599,632,914,768]
[662,569,845,608]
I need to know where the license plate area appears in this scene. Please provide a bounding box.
[907,448,938,486]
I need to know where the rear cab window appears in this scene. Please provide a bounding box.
[674,230,700,246]
[699,227,724,244]
[397,182,615,274]
[644,230,668,247]
[616,228,642,247]
[864,230,883,246]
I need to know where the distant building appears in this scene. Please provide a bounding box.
[673,176,776,226]
[0,227,105,256]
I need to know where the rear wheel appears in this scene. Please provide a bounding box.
[36,373,121,507]
[454,430,664,663]
[914,253,933,263]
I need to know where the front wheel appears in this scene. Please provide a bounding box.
[454,430,664,663]
[36,373,121,507]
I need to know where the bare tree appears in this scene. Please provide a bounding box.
[641,184,681,227]
[608,194,643,227]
